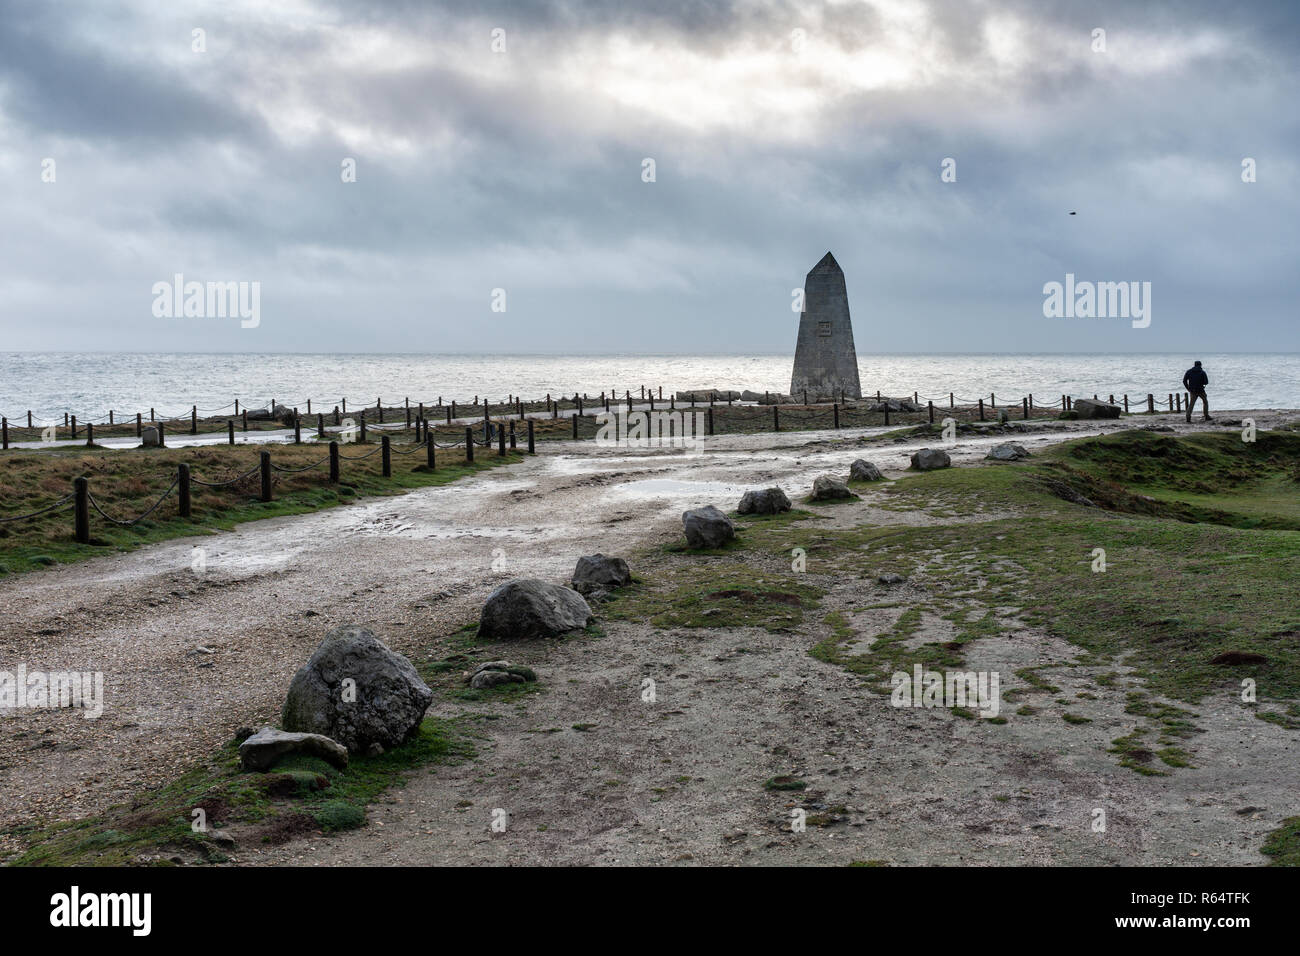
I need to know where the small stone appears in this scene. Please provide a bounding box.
[1072,398,1122,419]
[571,554,632,594]
[910,448,951,470]
[878,573,907,585]
[849,459,884,481]
[682,506,736,549]
[140,426,160,447]
[986,443,1029,461]
[478,579,594,640]
[811,475,853,500]
[238,727,349,772]
[737,487,792,515]
[281,624,433,755]
[470,669,525,689]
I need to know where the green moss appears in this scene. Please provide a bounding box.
[311,800,365,831]
[8,717,472,866]
[1262,817,1300,866]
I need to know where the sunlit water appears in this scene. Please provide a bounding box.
[0,352,1295,421]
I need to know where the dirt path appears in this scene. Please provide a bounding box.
[2,409,1294,863]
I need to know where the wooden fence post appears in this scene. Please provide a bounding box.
[1022,397,1028,420]
[178,464,191,517]
[833,403,840,428]
[773,406,780,432]
[329,442,339,482]
[191,405,197,435]
[571,413,578,440]
[1148,394,1155,413]
[381,436,391,477]
[158,421,166,447]
[978,399,985,421]
[707,407,714,436]
[1123,395,1129,413]
[359,413,367,443]
[1,418,7,449]
[293,414,301,444]
[71,415,77,439]
[242,410,248,432]
[465,427,474,462]
[74,476,89,543]
[317,413,324,440]
[259,451,272,501]
[928,401,934,424]
[86,422,94,446]
[228,420,235,445]
[527,419,535,455]
[509,420,516,450]
[499,423,507,456]
[425,432,436,470]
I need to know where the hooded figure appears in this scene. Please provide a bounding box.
[1181,360,1211,423]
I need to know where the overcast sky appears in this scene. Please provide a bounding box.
[1,0,1296,354]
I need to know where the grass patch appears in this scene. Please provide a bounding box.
[1262,817,1300,866]
[6,717,473,865]
[0,442,520,575]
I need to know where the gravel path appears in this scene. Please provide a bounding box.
[2,409,1294,863]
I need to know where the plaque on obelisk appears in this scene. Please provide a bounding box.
[790,252,862,401]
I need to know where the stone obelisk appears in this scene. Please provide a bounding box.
[790,251,861,401]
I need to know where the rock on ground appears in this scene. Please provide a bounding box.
[811,475,853,500]
[682,505,736,548]
[986,443,1030,461]
[1072,398,1122,419]
[675,389,740,403]
[479,579,594,640]
[910,448,952,470]
[571,554,632,594]
[869,398,923,412]
[737,487,792,515]
[238,727,349,772]
[467,660,538,690]
[140,426,160,447]
[849,459,884,481]
[281,624,433,756]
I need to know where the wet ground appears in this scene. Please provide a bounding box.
[2,409,1296,864]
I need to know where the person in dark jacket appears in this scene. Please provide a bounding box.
[1182,360,1211,422]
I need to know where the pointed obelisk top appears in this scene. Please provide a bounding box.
[809,251,841,275]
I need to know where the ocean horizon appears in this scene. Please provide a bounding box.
[2,351,1296,421]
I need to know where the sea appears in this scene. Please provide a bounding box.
[0,352,1296,422]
